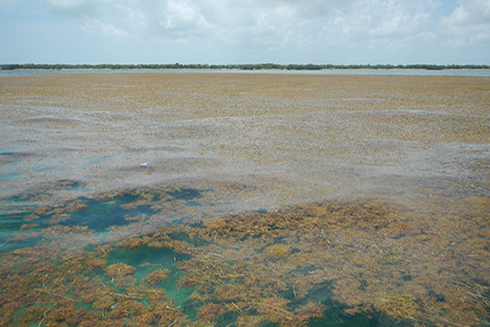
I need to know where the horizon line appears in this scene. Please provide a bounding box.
[2,63,490,71]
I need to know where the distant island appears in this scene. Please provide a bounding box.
[1,63,489,71]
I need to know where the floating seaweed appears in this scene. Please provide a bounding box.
[1,70,489,327]
[0,196,490,326]
[144,268,170,286]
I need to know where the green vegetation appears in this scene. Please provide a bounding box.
[1,63,489,71]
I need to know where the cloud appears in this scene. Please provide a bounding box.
[300,0,437,52]
[45,0,437,45]
[2,0,487,64]
[110,0,215,40]
[440,0,490,46]
[197,0,358,50]
[82,19,127,38]
[42,0,487,54]
[219,0,438,50]
[161,0,204,31]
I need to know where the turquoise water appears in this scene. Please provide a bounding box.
[32,167,56,173]
[0,191,412,326]
[1,188,488,326]
[106,246,194,306]
[65,195,154,231]
[0,206,42,253]
[0,172,24,182]
[0,148,24,181]
[0,187,206,253]
[103,231,411,327]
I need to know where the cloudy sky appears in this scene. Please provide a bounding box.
[1,0,489,64]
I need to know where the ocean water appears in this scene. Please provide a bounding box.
[0,73,489,326]
[1,68,490,76]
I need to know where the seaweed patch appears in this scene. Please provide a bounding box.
[0,196,489,326]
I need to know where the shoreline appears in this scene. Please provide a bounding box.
[2,67,490,77]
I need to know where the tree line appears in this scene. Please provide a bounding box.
[1,63,489,71]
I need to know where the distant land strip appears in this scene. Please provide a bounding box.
[1,63,489,71]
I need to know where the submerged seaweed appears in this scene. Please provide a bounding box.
[0,193,489,326]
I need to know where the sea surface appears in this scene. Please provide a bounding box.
[1,68,490,76]
[0,72,489,326]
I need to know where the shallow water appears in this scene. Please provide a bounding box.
[2,68,490,76]
[0,73,489,326]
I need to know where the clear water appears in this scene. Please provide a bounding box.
[0,191,421,326]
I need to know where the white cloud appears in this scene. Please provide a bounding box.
[155,0,214,36]
[82,19,127,38]
[41,0,488,59]
[440,0,490,46]
[44,0,439,49]
[109,0,215,39]
[311,0,437,52]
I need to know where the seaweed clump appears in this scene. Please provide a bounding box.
[143,268,170,286]
[104,263,136,278]
[0,198,489,326]
[0,243,186,326]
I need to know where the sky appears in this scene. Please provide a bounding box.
[0,0,489,65]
